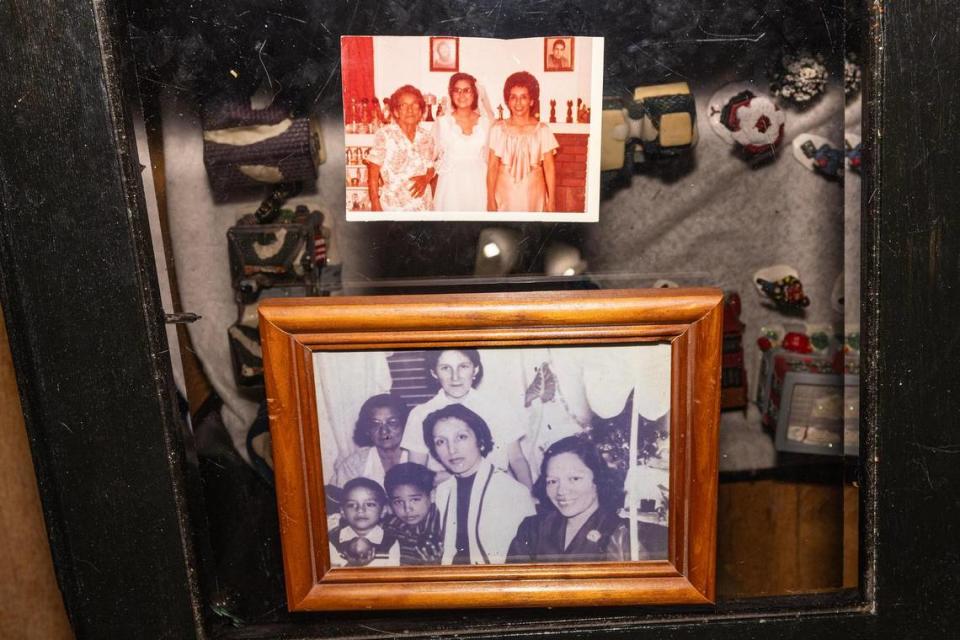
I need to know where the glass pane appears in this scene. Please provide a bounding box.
[124,0,863,618]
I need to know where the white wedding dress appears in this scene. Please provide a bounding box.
[433,113,490,212]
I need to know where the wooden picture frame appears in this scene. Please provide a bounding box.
[429,36,459,72]
[545,36,575,71]
[259,289,722,611]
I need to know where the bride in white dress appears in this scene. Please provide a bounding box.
[433,73,494,212]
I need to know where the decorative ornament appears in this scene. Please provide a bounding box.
[524,363,558,407]
[793,134,844,180]
[845,52,862,100]
[722,91,785,158]
[769,51,828,107]
[810,331,831,352]
[753,265,810,313]
[709,84,785,164]
[600,82,698,173]
[845,133,862,175]
[586,530,602,543]
[758,275,810,311]
[782,331,814,354]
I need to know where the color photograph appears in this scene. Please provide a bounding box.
[341,35,603,222]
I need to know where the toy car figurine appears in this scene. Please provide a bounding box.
[600,82,698,172]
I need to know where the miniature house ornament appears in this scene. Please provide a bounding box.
[600,82,698,172]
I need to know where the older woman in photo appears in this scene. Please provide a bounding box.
[487,71,559,212]
[366,85,437,211]
[433,73,493,211]
[425,403,536,565]
[507,435,657,563]
[400,348,533,488]
[331,393,411,488]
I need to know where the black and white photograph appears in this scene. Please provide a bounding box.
[313,344,671,568]
[341,35,603,222]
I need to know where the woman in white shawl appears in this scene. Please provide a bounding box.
[423,403,535,565]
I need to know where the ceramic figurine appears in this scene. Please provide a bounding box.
[794,134,844,180]
[202,97,322,199]
[757,275,811,311]
[549,99,557,123]
[721,292,748,410]
[381,98,391,124]
[599,82,698,172]
[769,51,828,108]
[717,90,785,164]
[845,134,862,175]
[566,100,574,123]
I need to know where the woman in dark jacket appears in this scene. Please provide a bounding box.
[508,435,658,563]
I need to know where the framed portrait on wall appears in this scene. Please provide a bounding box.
[545,36,575,71]
[259,289,723,611]
[429,36,459,71]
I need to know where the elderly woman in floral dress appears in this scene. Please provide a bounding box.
[367,85,437,211]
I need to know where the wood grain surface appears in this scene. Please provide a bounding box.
[0,309,73,639]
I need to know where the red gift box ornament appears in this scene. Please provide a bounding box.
[781,332,813,354]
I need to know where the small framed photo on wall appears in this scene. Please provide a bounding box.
[545,36,574,71]
[430,36,459,72]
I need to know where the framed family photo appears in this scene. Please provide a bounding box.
[259,289,722,611]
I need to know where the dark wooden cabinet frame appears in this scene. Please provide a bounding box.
[1,0,958,637]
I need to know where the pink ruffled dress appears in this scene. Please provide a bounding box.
[488,121,559,212]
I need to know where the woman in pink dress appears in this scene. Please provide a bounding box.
[486,71,559,212]
[367,85,436,212]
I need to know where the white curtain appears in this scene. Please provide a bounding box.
[313,351,393,481]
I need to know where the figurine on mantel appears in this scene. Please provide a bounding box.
[549,99,557,123]
[577,98,590,123]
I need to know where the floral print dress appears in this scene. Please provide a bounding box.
[367,122,436,211]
